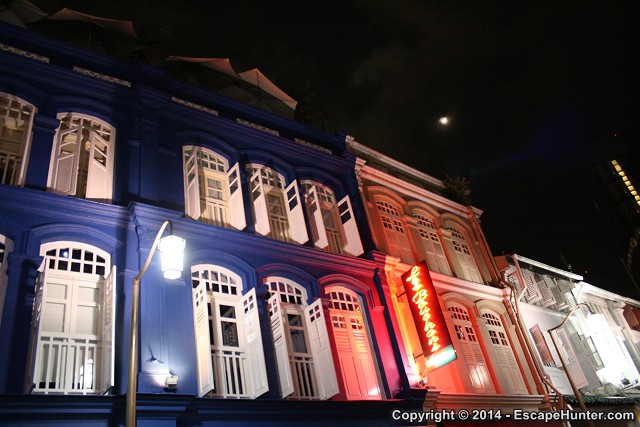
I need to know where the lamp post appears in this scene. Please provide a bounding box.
[126,220,185,427]
[547,302,594,425]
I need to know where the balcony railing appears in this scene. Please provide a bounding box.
[211,349,248,398]
[0,149,21,185]
[33,334,98,394]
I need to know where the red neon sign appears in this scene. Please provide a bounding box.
[401,261,453,358]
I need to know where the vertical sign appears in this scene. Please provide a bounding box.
[402,261,455,367]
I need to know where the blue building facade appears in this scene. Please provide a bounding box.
[0,21,421,426]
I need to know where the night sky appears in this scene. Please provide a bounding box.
[28,1,640,298]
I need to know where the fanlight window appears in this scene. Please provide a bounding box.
[191,265,268,399]
[266,278,338,400]
[0,93,36,186]
[183,146,245,230]
[247,164,308,244]
[48,114,115,202]
[29,242,115,395]
[301,181,363,256]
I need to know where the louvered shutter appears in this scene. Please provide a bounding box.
[555,328,588,389]
[268,293,293,397]
[50,123,80,195]
[227,162,246,230]
[183,148,201,220]
[285,180,308,244]
[337,196,364,256]
[85,132,113,201]
[250,169,270,236]
[100,266,116,394]
[306,186,328,249]
[305,299,339,399]
[26,261,46,392]
[192,279,214,396]
[242,288,269,397]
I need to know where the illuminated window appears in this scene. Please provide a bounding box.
[325,286,381,400]
[191,265,268,398]
[47,114,114,202]
[446,225,482,283]
[183,146,245,230]
[481,311,527,394]
[413,213,451,275]
[612,159,640,208]
[266,278,338,400]
[0,93,36,186]
[30,242,115,395]
[447,304,494,392]
[301,181,363,256]
[247,164,308,244]
[375,199,413,264]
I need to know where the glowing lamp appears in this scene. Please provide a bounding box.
[159,235,185,280]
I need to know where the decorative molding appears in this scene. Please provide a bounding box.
[293,137,332,154]
[171,97,218,116]
[0,43,49,63]
[236,118,279,136]
[72,66,131,87]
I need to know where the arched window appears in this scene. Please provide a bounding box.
[481,311,527,394]
[301,181,363,256]
[47,113,115,202]
[325,286,380,400]
[247,164,307,244]
[412,212,451,275]
[190,265,268,398]
[375,198,413,264]
[266,278,338,399]
[0,93,36,186]
[447,304,494,392]
[29,242,115,395]
[446,225,482,283]
[183,146,245,230]
[0,234,12,327]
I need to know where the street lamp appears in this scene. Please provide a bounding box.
[547,302,594,425]
[126,220,185,427]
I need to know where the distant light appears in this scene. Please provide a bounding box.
[439,116,449,125]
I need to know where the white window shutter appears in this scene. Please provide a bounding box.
[227,162,246,230]
[250,169,271,236]
[26,261,46,392]
[183,148,201,220]
[192,279,214,396]
[242,288,269,398]
[85,132,113,201]
[337,196,364,256]
[306,185,328,249]
[50,125,80,195]
[285,180,309,244]
[100,266,116,394]
[268,293,293,397]
[305,299,339,399]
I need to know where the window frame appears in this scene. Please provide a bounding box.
[0,92,36,187]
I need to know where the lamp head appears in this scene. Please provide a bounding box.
[159,235,185,280]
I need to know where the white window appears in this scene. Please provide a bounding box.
[247,164,308,244]
[481,311,527,394]
[446,226,482,283]
[183,147,246,230]
[375,199,413,264]
[28,242,115,395]
[412,213,451,275]
[0,93,36,186]
[0,234,13,327]
[191,265,268,398]
[301,181,363,256]
[266,278,338,399]
[448,304,494,392]
[326,287,380,400]
[47,114,115,202]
